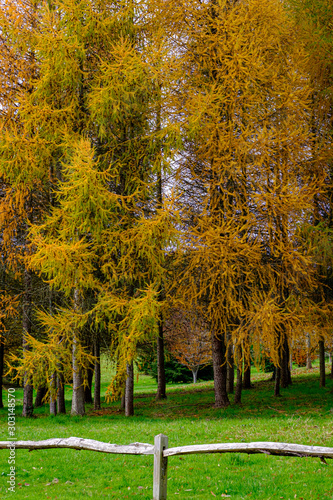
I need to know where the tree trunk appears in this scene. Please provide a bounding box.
[330,352,333,379]
[125,361,134,417]
[281,334,291,388]
[242,337,252,389]
[94,337,101,410]
[192,366,199,384]
[243,362,251,389]
[49,372,57,415]
[319,338,326,387]
[35,386,47,407]
[226,332,234,394]
[306,332,312,369]
[234,345,242,405]
[84,360,94,404]
[71,288,85,416]
[274,366,281,396]
[22,269,33,418]
[156,320,167,400]
[0,337,4,409]
[212,332,230,408]
[57,373,66,414]
[71,333,85,416]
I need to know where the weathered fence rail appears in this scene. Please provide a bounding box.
[1,435,332,499]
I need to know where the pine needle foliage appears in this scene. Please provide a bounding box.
[1,0,179,402]
[167,0,325,394]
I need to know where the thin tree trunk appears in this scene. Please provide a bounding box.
[192,366,199,384]
[49,372,57,416]
[22,269,33,418]
[242,336,252,389]
[94,337,101,411]
[57,372,66,414]
[212,332,230,408]
[71,332,85,416]
[234,345,242,405]
[71,290,85,416]
[35,386,47,407]
[306,332,312,369]
[125,361,134,417]
[156,320,167,400]
[84,360,94,404]
[0,336,4,409]
[319,338,326,387]
[281,334,291,388]
[155,148,167,401]
[226,332,234,394]
[243,362,251,389]
[330,352,333,379]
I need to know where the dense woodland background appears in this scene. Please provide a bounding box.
[0,0,333,417]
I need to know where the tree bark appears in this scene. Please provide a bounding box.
[234,345,242,405]
[281,334,291,388]
[57,373,66,414]
[71,288,85,416]
[125,361,134,417]
[84,360,94,404]
[319,338,326,387]
[243,363,251,389]
[212,332,229,407]
[22,269,33,418]
[192,366,199,384]
[35,386,47,407]
[226,332,234,394]
[156,320,167,400]
[49,372,57,415]
[71,333,85,415]
[306,332,312,369]
[274,366,281,397]
[94,337,101,410]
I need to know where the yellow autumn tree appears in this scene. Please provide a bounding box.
[168,0,323,405]
[2,0,179,416]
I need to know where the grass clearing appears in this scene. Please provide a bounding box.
[0,364,333,499]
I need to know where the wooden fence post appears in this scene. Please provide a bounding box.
[153,434,168,500]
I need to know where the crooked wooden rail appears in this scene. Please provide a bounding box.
[1,436,333,499]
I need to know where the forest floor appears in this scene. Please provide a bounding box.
[0,363,332,499]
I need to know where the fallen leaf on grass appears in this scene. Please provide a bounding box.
[211,492,216,497]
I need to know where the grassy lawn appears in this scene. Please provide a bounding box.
[0,363,333,499]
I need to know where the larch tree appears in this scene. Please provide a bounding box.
[4,0,178,416]
[289,0,333,388]
[169,0,323,405]
[0,0,53,417]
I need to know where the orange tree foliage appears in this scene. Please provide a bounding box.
[165,0,325,403]
[1,0,179,408]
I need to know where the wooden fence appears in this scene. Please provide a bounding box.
[1,435,333,499]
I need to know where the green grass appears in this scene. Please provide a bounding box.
[1,364,333,499]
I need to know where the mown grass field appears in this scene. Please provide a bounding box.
[0,362,333,499]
